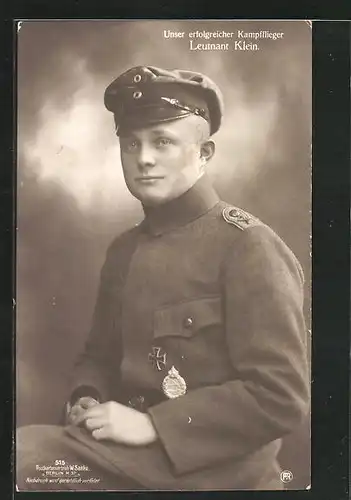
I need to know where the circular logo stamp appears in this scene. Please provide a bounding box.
[280,470,294,483]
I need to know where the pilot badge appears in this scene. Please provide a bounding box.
[162,366,187,399]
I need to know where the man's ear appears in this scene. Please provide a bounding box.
[200,140,215,166]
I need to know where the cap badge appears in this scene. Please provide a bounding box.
[160,96,207,120]
[162,365,187,399]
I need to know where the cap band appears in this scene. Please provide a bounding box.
[115,94,210,136]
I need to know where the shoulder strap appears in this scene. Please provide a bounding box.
[222,206,262,231]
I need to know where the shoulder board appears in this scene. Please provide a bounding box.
[222,206,262,231]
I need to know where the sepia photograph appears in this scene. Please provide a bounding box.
[15,19,311,491]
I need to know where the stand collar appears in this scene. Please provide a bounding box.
[142,174,219,236]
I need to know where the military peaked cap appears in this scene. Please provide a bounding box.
[104,66,224,136]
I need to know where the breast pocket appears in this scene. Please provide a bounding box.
[153,296,231,387]
[153,296,222,339]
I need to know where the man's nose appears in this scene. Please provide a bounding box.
[137,144,156,169]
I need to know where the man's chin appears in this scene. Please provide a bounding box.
[139,194,170,208]
[133,189,174,208]
[129,181,194,208]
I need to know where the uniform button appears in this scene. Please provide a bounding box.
[133,90,142,99]
[128,395,145,409]
[184,317,193,328]
[133,74,142,83]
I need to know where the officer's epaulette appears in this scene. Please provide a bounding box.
[222,206,262,231]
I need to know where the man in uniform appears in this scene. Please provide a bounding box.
[17,66,310,491]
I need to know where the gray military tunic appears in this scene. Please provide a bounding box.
[17,174,309,490]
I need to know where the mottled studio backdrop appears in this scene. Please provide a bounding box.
[16,20,311,487]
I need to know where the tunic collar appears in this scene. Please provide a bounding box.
[142,174,219,236]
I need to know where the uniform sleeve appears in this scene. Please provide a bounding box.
[148,224,310,475]
[68,246,122,404]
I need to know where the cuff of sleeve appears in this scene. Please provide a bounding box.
[69,385,101,406]
[147,400,194,476]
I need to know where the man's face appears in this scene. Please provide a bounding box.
[119,115,212,207]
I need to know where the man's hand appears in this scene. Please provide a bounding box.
[66,396,100,426]
[74,400,158,446]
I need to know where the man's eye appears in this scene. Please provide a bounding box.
[122,140,139,152]
[155,137,172,148]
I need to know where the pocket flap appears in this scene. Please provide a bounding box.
[154,296,222,339]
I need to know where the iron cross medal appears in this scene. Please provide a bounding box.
[148,346,167,371]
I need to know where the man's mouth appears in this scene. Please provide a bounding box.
[135,176,164,182]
